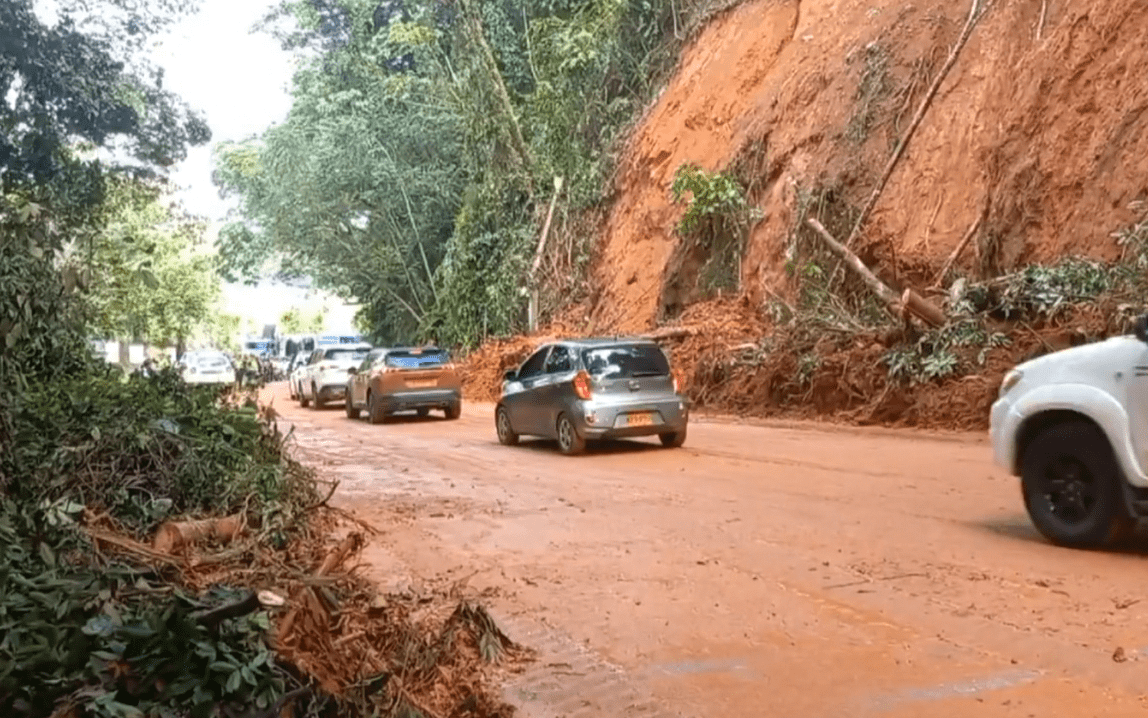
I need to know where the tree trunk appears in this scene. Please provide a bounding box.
[806,218,946,327]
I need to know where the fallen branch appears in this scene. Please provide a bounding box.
[931,208,985,288]
[276,533,364,646]
[305,479,340,511]
[807,218,947,327]
[86,527,185,567]
[843,0,987,249]
[1037,0,1048,40]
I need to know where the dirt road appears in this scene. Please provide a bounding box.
[269,382,1148,717]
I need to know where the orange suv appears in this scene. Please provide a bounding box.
[345,346,462,424]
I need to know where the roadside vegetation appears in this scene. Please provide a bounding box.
[212,0,747,348]
[2,2,524,716]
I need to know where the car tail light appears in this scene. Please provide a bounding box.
[673,371,684,394]
[573,370,592,400]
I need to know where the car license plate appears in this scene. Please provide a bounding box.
[407,379,436,388]
[627,412,655,426]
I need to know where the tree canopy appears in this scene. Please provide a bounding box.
[1,0,214,409]
[214,0,687,348]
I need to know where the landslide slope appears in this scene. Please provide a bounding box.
[588,0,1148,332]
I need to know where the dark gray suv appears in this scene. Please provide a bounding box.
[495,338,689,455]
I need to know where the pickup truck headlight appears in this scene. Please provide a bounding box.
[999,369,1023,397]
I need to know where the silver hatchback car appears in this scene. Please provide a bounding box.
[495,338,689,455]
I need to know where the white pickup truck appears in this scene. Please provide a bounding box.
[990,316,1148,548]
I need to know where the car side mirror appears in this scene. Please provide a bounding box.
[504,370,517,382]
[1136,314,1148,344]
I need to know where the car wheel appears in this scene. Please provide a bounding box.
[416,407,430,418]
[496,406,518,446]
[445,402,461,420]
[310,384,323,410]
[345,392,360,420]
[556,413,585,456]
[299,385,310,408]
[368,392,386,425]
[1021,420,1133,549]
[659,425,687,448]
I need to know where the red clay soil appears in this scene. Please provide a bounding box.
[461,294,1132,433]
[589,0,1148,333]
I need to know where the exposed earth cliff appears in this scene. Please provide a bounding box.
[464,0,1148,431]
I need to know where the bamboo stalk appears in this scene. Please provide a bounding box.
[843,0,986,249]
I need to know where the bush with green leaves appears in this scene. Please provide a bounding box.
[3,366,315,538]
[0,496,293,718]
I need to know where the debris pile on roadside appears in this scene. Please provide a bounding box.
[1,370,527,718]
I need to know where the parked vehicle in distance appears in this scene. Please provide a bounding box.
[179,351,236,386]
[287,352,309,400]
[345,346,462,424]
[297,343,372,409]
[991,313,1148,549]
[495,338,688,455]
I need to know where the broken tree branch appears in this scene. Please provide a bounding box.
[807,218,946,327]
[843,0,987,249]
[932,209,985,288]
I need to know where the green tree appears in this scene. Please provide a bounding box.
[217,0,686,348]
[77,177,219,361]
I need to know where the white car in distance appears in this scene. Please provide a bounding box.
[298,344,373,409]
[180,351,236,386]
[991,314,1148,549]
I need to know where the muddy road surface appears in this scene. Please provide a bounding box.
[267,382,1148,717]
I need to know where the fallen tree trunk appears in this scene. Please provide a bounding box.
[806,218,947,327]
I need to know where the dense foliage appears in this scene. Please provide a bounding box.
[0,4,324,717]
[215,0,700,347]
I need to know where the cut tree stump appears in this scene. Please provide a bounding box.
[152,513,245,555]
[806,218,946,327]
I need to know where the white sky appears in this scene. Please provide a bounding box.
[151,0,296,221]
[149,1,360,334]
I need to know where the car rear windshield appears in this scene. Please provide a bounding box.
[195,355,230,368]
[384,350,451,369]
[581,345,670,379]
[324,348,368,361]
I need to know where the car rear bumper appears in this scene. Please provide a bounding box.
[378,389,460,413]
[317,383,348,402]
[576,397,688,439]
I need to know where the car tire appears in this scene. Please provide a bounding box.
[299,385,310,408]
[445,402,461,420]
[556,413,585,456]
[310,384,323,410]
[368,392,386,425]
[416,407,430,418]
[496,406,518,446]
[345,392,360,420]
[659,425,687,448]
[1021,420,1133,549]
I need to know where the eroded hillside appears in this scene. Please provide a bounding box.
[586,0,1148,332]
